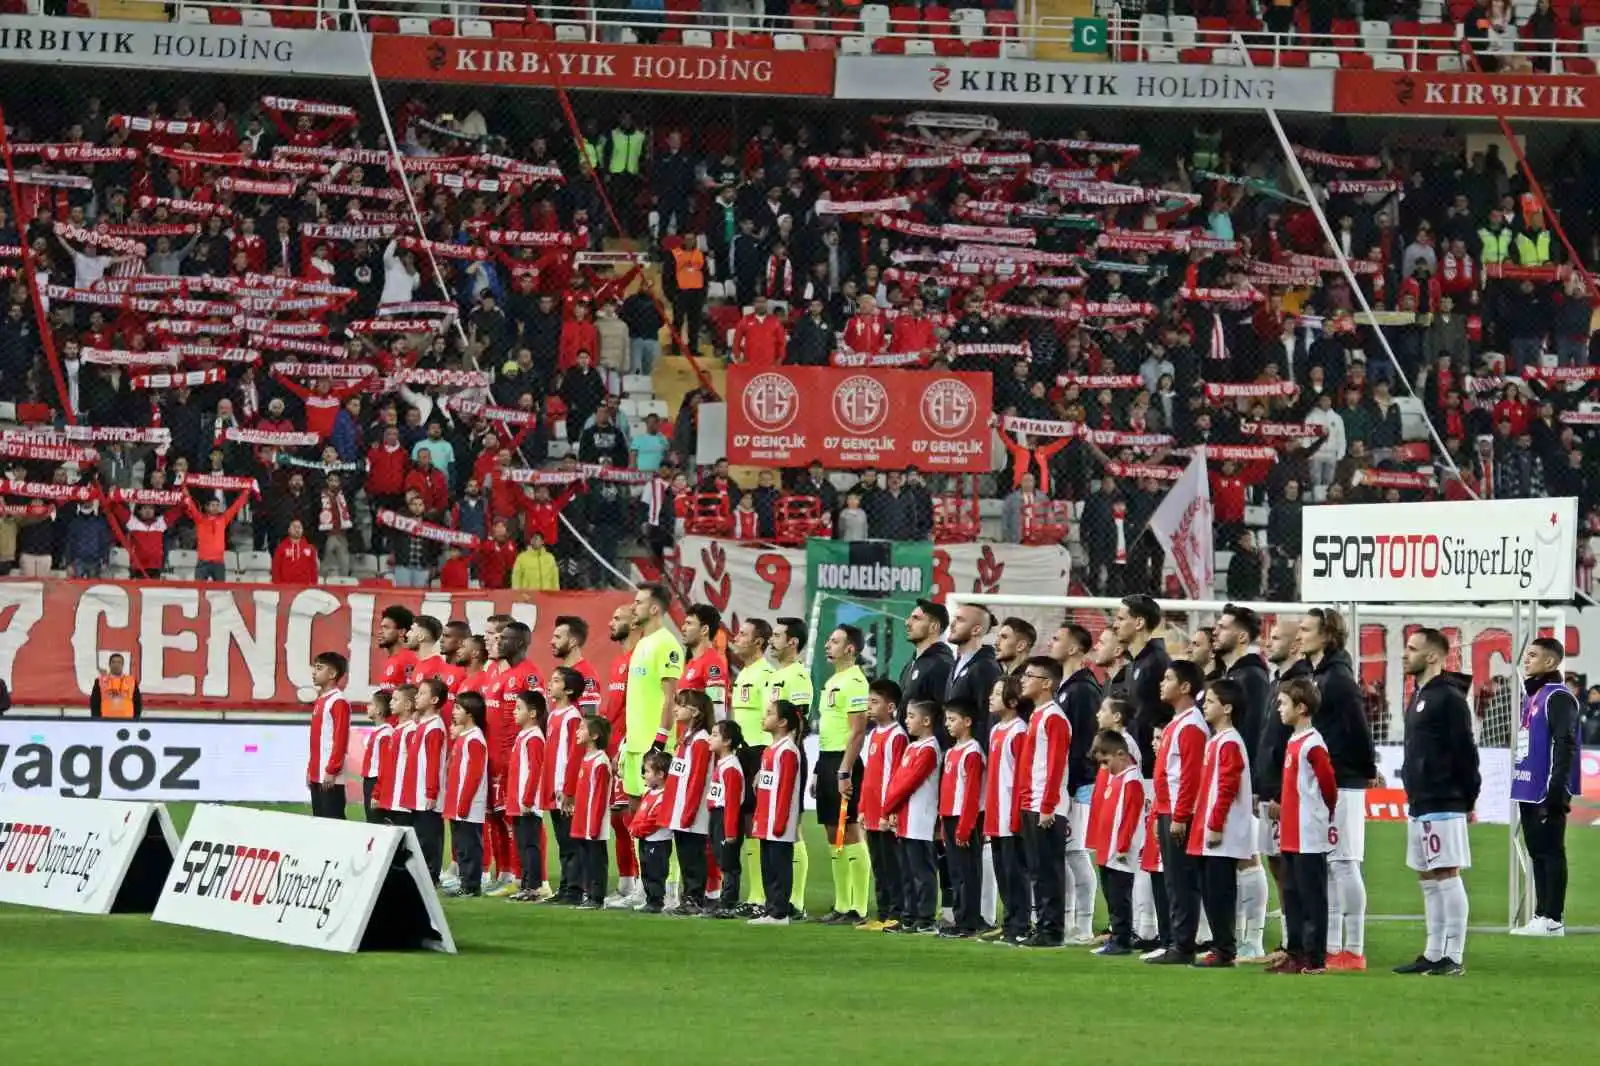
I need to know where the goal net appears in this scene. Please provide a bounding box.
[948,593,1566,930]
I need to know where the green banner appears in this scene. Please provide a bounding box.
[804,538,934,691]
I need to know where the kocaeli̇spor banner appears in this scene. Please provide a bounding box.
[1333,69,1600,120]
[805,539,934,685]
[727,366,992,472]
[0,581,628,711]
[371,37,835,96]
[676,535,1071,650]
[834,56,1334,112]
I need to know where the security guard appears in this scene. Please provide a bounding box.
[90,653,141,719]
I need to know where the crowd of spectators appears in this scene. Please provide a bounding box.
[1,81,1597,599]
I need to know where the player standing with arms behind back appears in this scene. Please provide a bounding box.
[1299,607,1377,972]
[1511,638,1581,938]
[1395,628,1479,977]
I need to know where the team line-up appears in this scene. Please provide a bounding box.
[299,590,1580,975]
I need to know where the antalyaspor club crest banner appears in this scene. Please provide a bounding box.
[727,366,993,472]
[0,581,628,712]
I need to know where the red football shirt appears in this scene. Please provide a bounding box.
[601,650,631,759]
[680,647,730,720]
[378,648,418,691]
[566,657,602,715]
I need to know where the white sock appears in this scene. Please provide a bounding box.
[1421,879,1444,962]
[1237,865,1268,951]
[1133,871,1158,940]
[1326,866,1344,955]
[1438,875,1469,963]
[980,843,997,926]
[1332,860,1367,955]
[1066,850,1096,937]
[1061,854,1078,932]
[616,876,636,895]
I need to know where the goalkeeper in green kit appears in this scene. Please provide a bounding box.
[816,624,872,925]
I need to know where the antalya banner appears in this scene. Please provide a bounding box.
[727,366,993,472]
[0,581,627,712]
[371,37,835,96]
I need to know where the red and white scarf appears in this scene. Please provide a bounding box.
[319,490,353,533]
[376,508,479,548]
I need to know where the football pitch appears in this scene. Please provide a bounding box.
[3,804,1597,1066]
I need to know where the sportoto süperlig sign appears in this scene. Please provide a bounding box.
[1300,497,1579,603]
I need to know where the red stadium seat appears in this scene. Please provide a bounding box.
[685,494,732,537]
[1278,49,1309,66]
[1341,51,1374,67]
[1180,47,1213,63]
[934,36,967,55]
[1020,501,1071,546]
[1565,56,1597,73]
[492,20,523,37]
[873,36,907,53]
[429,17,454,34]
[773,496,830,545]
[790,2,819,30]
[924,5,953,34]
[968,38,1002,56]
[805,33,839,51]
[933,496,980,543]
[211,5,244,24]
[988,11,1017,36]
[367,13,399,32]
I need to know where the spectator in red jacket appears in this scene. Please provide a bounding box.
[271,518,320,584]
[842,294,888,354]
[404,448,450,518]
[439,547,473,590]
[1210,459,1248,540]
[476,519,520,588]
[559,300,600,371]
[272,373,366,440]
[520,480,582,547]
[732,295,787,368]
[889,296,937,355]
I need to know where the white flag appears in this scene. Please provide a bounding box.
[1147,447,1214,599]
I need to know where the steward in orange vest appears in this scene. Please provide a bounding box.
[91,655,141,719]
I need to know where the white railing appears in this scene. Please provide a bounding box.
[44,0,1600,73]
[1104,14,1586,72]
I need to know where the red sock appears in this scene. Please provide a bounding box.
[495,811,520,879]
[612,812,638,878]
[705,838,722,896]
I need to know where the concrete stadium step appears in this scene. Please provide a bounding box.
[651,354,724,418]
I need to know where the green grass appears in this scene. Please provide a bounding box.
[3,804,1598,1066]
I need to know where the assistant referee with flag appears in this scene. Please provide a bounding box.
[817,624,872,924]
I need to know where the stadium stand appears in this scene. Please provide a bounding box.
[0,1,1596,604]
